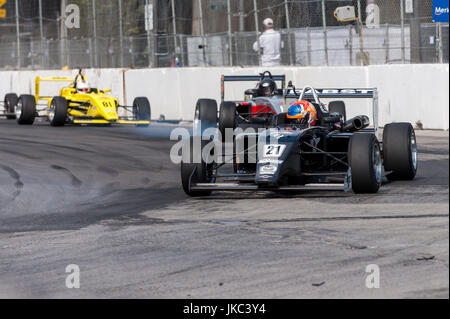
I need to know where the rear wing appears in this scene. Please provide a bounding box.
[221,74,286,102]
[35,77,76,103]
[286,87,379,137]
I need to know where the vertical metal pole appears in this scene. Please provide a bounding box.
[119,0,124,68]
[92,0,98,68]
[321,0,328,66]
[400,0,405,63]
[227,0,233,66]
[438,23,443,63]
[198,0,206,66]
[145,0,152,68]
[39,0,44,68]
[239,0,245,32]
[306,26,311,65]
[171,0,178,65]
[284,0,294,66]
[385,24,390,64]
[435,23,439,62]
[253,0,261,66]
[61,0,68,68]
[349,24,353,65]
[15,0,20,69]
[438,23,444,64]
[357,0,364,66]
[410,0,421,63]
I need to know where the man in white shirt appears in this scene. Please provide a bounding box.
[253,18,283,67]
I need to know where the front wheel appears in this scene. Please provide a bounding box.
[49,97,68,127]
[16,95,36,125]
[218,101,236,142]
[133,97,151,127]
[349,133,382,194]
[194,99,218,137]
[383,123,418,181]
[181,136,216,197]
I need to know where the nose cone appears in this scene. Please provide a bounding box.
[97,97,118,120]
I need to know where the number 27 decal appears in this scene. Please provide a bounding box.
[263,145,286,157]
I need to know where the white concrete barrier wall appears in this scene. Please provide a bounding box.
[1,65,448,129]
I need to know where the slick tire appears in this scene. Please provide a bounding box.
[181,136,215,197]
[49,97,68,127]
[349,133,382,194]
[219,101,236,142]
[194,99,217,137]
[16,95,36,125]
[383,123,418,181]
[133,97,151,127]
[4,93,18,120]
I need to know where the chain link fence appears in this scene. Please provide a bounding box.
[0,0,448,70]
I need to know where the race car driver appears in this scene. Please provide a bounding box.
[286,100,317,127]
[77,80,90,93]
[258,78,277,97]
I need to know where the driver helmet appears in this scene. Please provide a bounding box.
[259,79,277,97]
[287,101,317,127]
[77,80,89,93]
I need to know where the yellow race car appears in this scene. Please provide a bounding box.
[11,69,151,127]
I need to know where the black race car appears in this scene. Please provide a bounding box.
[181,86,418,196]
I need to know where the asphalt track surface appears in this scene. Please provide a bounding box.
[0,119,448,298]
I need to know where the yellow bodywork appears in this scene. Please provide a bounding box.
[34,75,150,126]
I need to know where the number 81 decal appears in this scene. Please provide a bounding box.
[263,145,286,158]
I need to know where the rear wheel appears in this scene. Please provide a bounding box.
[181,136,216,197]
[4,93,18,120]
[383,123,418,180]
[349,133,382,194]
[49,97,68,127]
[16,95,36,125]
[329,101,347,122]
[194,99,217,137]
[219,101,236,142]
[133,97,151,127]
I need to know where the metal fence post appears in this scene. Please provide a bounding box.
[15,0,20,69]
[145,0,152,68]
[171,0,178,65]
[227,0,233,66]
[307,26,311,65]
[253,0,261,66]
[198,0,207,66]
[349,24,353,65]
[118,0,124,68]
[61,0,68,68]
[92,0,98,68]
[400,0,405,63]
[284,0,294,66]
[39,0,44,68]
[239,0,245,32]
[321,0,328,66]
[357,0,364,66]
[438,22,443,63]
[385,24,390,64]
